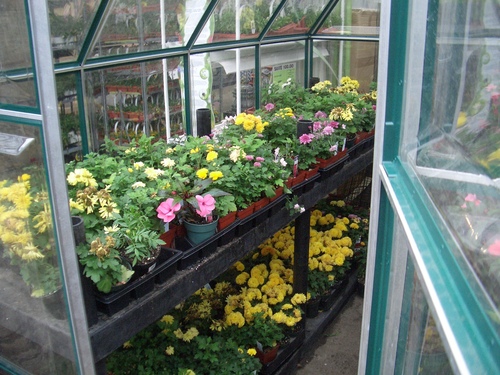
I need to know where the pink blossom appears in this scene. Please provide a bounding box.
[265,103,275,111]
[464,193,481,206]
[313,121,322,132]
[330,121,339,128]
[254,162,262,167]
[322,125,334,135]
[245,155,254,161]
[488,240,500,256]
[256,156,265,162]
[341,124,346,130]
[329,144,338,152]
[299,133,314,144]
[315,111,327,118]
[372,105,377,111]
[486,83,497,92]
[195,194,216,218]
[156,198,181,223]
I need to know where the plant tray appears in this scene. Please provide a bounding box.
[217,219,239,246]
[292,173,320,196]
[318,154,349,182]
[319,274,351,311]
[152,247,183,284]
[267,195,287,217]
[175,235,219,270]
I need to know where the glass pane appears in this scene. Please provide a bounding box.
[0,0,36,107]
[48,0,100,63]
[85,58,184,149]
[89,0,196,58]
[407,1,500,315]
[0,122,77,374]
[318,0,380,37]
[394,258,453,375]
[312,40,378,92]
[56,74,83,162]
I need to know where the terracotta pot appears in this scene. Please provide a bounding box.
[253,197,270,211]
[305,166,319,179]
[270,186,284,202]
[237,204,255,220]
[256,344,280,364]
[217,211,237,231]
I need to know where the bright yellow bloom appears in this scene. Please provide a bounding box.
[206,150,218,162]
[234,261,245,272]
[247,348,257,356]
[209,171,223,181]
[160,314,174,324]
[196,168,209,179]
[165,346,175,355]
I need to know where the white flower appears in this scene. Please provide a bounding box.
[161,158,175,168]
[280,158,287,167]
[131,181,146,189]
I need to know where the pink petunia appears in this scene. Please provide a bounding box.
[299,133,314,144]
[464,193,481,206]
[488,240,500,256]
[195,194,216,218]
[157,198,181,223]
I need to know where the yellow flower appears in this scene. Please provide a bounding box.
[226,311,245,328]
[234,261,245,272]
[235,272,250,285]
[291,293,307,305]
[165,346,175,355]
[206,150,218,162]
[123,341,133,349]
[144,167,164,180]
[160,314,174,324]
[248,277,260,288]
[190,147,200,154]
[247,348,257,356]
[196,168,209,179]
[209,171,223,181]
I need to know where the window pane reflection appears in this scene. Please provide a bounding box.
[0,122,77,374]
[0,1,36,107]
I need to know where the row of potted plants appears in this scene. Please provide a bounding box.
[104,196,370,374]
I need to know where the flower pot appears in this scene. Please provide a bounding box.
[306,297,321,318]
[217,211,237,231]
[256,344,280,365]
[40,287,66,320]
[269,186,284,202]
[183,218,219,245]
[254,197,270,212]
[237,204,255,220]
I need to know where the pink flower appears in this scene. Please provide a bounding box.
[322,125,334,135]
[315,111,327,118]
[254,162,262,167]
[329,144,338,152]
[464,193,481,206]
[372,105,377,111]
[488,240,500,256]
[195,194,216,218]
[256,156,265,162]
[157,198,181,223]
[265,103,275,111]
[330,121,339,128]
[245,155,254,161]
[313,121,322,132]
[299,133,314,144]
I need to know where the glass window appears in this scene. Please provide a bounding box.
[84,58,184,148]
[318,0,380,37]
[0,122,76,374]
[48,0,100,64]
[0,0,36,107]
[405,0,500,316]
[312,40,378,91]
[89,0,186,59]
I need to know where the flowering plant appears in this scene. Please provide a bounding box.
[0,171,62,297]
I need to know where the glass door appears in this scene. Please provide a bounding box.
[361,0,500,373]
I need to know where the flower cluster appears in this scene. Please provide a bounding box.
[0,172,61,296]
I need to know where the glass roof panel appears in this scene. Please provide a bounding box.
[195,0,276,45]
[89,0,189,59]
[264,0,329,38]
[0,0,36,107]
[49,0,100,63]
[318,0,380,37]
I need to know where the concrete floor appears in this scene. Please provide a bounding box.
[295,293,364,375]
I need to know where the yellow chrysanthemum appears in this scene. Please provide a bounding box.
[209,171,223,181]
[165,346,175,355]
[196,168,209,179]
[206,150,218,162]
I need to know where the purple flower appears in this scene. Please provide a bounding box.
[315,111,327,118]
[313,121,322,132]
[299,133,314,144]
[330,121,339,128]
[256,156,265,162]
[245,155,254,161]
[254,162,262,167]
[322,125,334,135]
[265,103,275,111]
[372,105,377,111]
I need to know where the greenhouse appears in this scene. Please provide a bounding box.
[0,0,499,374]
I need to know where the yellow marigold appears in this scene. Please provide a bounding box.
[247,348,257,356]
[226,311,245,328]
[334,253,345,266]
[123,341,133,349]
[234,261,245,272]
[281,303,293,310]
[209,171,223,181]
[206,150,218,162]
[317,217,328,226]
[291,293,307,305]
[310,216,318,226]
[274,241,285,249]
[285,317,297,327]
[247,276,260,288]
[196,168,209,179]
[271,311,287,324]
[340,237,352,247]
[190,147,199,154]
[350,223,359,229]
[183,327,199,342]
